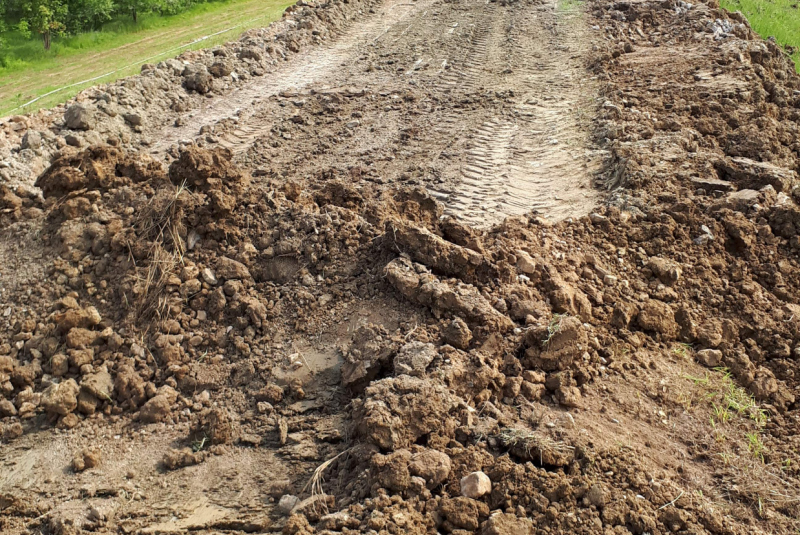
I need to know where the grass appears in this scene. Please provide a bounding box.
[721,0,800,71]
[542,313,568,347]
[0,0,293,116]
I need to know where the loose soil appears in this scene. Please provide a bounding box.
[1,0,800,534]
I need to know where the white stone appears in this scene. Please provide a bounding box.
[460,471,491,498]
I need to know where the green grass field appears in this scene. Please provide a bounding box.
[721,0,800,71]
[0,0,292,117]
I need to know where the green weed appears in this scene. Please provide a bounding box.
[721,0,800,72]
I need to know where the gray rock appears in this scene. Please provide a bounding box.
[716,157,798,193]
[64,134,83,147]
[123,113,143,126]
[21,130,42,150]
[64,104,95,131]
[277,494,298,515]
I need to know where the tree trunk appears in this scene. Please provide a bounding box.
[132,8,137,22]
[43,31,51,51]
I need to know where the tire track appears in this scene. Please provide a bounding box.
[430,0,601,227]
[152,0,431,155]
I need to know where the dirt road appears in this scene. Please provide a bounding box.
[155,0,601,226]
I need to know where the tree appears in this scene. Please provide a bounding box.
[19,0,68,50]
[116,0,159,22]
[67,0,114,32]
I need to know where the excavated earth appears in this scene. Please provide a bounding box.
[1,0,800,533]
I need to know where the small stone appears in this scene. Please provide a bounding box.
[201,268,218,286]
[123,113,143,126]
[696,349,723,368]
[460,471,491,499]
[0,399,17,417]
[21,130,42,150]
[216,257,251,280]
[277,494,299,515]
[64,104,95,130]
[515,250,537,275]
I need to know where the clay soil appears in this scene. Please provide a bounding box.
[1,0,800,534]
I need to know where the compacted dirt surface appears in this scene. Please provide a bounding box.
[2,0,800,533]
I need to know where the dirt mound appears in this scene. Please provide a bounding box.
[2,0,800,533]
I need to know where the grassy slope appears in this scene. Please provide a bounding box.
[0,0,293,117]
[721,0,800,71]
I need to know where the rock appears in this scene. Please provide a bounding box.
[41,379,80,416]
[481,513,534,535]
[646,257,682,285]
[516,250,537,275]
[278,494,299,515]
[139,394,172,423]
[696,349,723,368]
[690,176,734,192]
[123,113,143,126]
[201,268,218,285]
[81,369,113,400]
[21,130,42,150]
[216,256,251,280]
[636,300,677,337]
[394,341,436,377]
[0,399,17,417]
[442,318,472,349]
[460,471,491,499]
[64,104,95,130]
[409,449,451,489]
[65,134,83,147]
[72,448,101,472]
[716,157,798,193]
